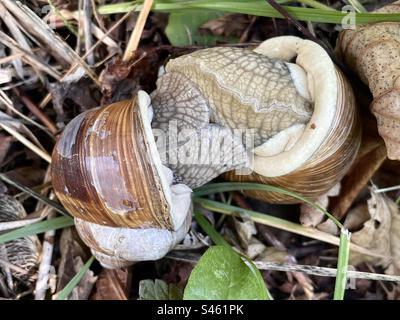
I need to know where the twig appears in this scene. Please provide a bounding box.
[39,10,133,109]
[264,0,348,73]
[123,0,153,61]
[0,173,69,217]
[374,185,400,194]
[34,208,56,300]
[0,31,62,80]
[167,253,400,283]
[0,89,51,134]
[2,0,100,86]
[0,122,52,163]
[0,1,31,79]
[83,0,94,65]
[11,88,57,135]
[254,261,400,283]
[0,257,34,276]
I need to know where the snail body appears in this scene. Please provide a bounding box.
[153,36,361,203]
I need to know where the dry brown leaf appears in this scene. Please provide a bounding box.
[330,117,387,219]
[300,183,340,228]
[317,219,339,236]
[0,135,13,165]
[66,256,97,300]
[200,14,251,38]
[349,188,400,274]
[90,268,131,300]
[49,78,99,123]
[56,228,96,299]
[245,238,267,259]
[232,215,257,248]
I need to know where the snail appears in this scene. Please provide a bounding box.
[52,36,361,268]
[51,93,193,268]
[153,36,361,203]
[336,1,400,160]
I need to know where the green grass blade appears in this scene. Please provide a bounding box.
[98,1,400,24]
[193,182,342,228]
[194,211,230,247]
[0,173,70,217]
[47,0,78,36]
[54,256,95,300]
[333,229,351,300]
[0,216,74,244]
[193,197,382,258]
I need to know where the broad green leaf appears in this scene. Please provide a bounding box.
[184,246,268,300]
[139,279,183,300]
[165,11,228,46]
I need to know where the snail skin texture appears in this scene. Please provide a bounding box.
[337,0,400,160]
[51,92,193,268]
[152,36,361,203]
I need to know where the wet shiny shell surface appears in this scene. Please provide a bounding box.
[225,69,361,203]
[51,98,172,229]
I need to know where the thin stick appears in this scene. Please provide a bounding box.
[374,185,400,194]
[0,174,69,216]
[12,88,57,135]
[39,10,133,109]
[0,31,62,80]
[34,169,56,300]
[264,0,349,74]
[0,257,34,276]
[122,0,153,61]
[0,89,51,134]
[0,122,51,163]
[83,0,94,65]
[34,209,56,300]
[167,253,400,283]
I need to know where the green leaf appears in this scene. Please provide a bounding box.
[166,10,227,46]
[193,182,342,228]
[183,246,268,300]
[139,279,183,300]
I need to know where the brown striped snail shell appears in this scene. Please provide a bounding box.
[51,92,192,268]
[152,36,361,203]
[336,1,400,160]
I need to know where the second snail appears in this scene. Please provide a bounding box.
[51,36,361,268]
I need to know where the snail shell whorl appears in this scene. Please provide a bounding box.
[74,212,191,268]
[51,97,172,229]
[225,36,361,203]
[51,92,192,268]
[225,70,360,203]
